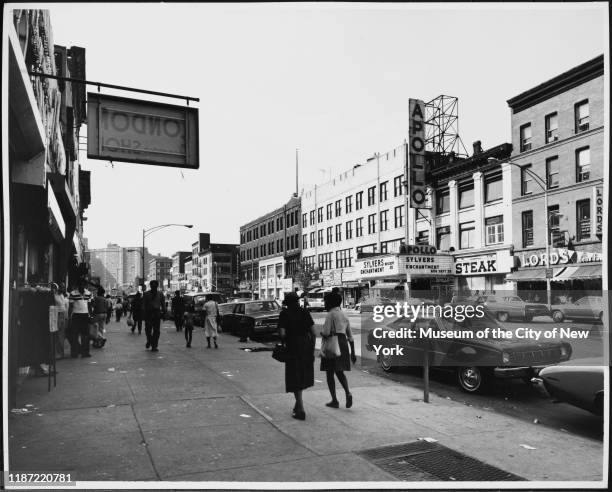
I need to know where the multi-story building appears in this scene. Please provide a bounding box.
[170,251,191,292]
[88,244,150,291]
[239,195,301,300]
[184,259,193,291]
[148,255,172,289]
[505,55,604,296]
[201,244,239,295]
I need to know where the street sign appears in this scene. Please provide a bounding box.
[87,93,199,169]
[545,268,553,279]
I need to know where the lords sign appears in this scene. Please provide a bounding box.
[87,93,199,169]
[408,99,428,209]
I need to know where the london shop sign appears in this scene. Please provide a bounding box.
[519,248,602,267]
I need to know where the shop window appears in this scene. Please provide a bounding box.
[356,218,363,237]
[326,203,333,220]
[575,100,589,133]
[394,205,404,228]
[436,189,450,214]
[520,123,532,152]
[368,186,376,206]
[356,191,363,210]
[345,195,352,213]
[521,164,534,196]
[394,175,404,197]
[484,173,503,202]
[522,211,534,247]
[436,226,451,250]
[417,230,430,245]
[326,227,333,244]
[380,210,389,231]
[576,147,590,182]
[379,181,388,202]
[335,223,342,241]
[546,157,559,189]
[459,222,476,249]
[458,183,474,209]
[545,112,559,143]
[346,220,353,239]
[576,199,591,241]
[485,216,504,245]
[368,214,376,234]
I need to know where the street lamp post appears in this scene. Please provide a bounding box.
[140,224,193,290]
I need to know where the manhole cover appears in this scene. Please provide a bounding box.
[358,441,524,481]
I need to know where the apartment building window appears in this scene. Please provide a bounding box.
[336,248,353,268]
[260,244,266,257]
[326,226,333,244]
[326,203,333,220]
[310,210,315,225]
[368,186,376,206]
[261,225,266,237]
[286,213,291,227]
[279,216,284,230]
[548,205,562,246]
[309,231,315,247]
[270,221,275,234]
[357,244,377,255]
[335,199,342,217]
[355,218,363,237]
[417,230,430,245]
[436,226,451,250]
[294,210,299,225]
[459,222,476,249]
[484,172,503,202]
[521,164,534,196]
[302,213,307,228]
[346,220,353,239]
[576,200,591,241]
[335,223,342,241]
[288,235,293,250]
[294,233,299,249]
[394,205,404,228]
[546,156,559,189]
[576,147,590,182]
[458,183,474,209]
[356,191,363,210]
[254,228,258,240]
[379,181,388,202]
[317,230,323,246]
[485,216,504,245]
[522,211,534,247]
[520,123,532,152]
[345,195,352,213]
[368,214,376,234]
[380,239,403,254]
[269,241,274,255]
[545,112,559,143]
[318,253,333,271]
[575,100,589,133]
[380,210,389,231]
[318,207,323,223]
[436,189,450,214]
[394,175,404,197]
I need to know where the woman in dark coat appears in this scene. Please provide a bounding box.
[278,292,316,420]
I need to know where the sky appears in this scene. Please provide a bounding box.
[13,2,607,257]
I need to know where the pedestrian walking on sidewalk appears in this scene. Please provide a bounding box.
[143,280,166,352]
[92,287,108,347]
[203,297,220,348]
[68,278,93,358]
[105,294,113,324]
[320,292,356,409]
[52,283,69,359]
[131,291,144,334]
[278,292,316,420]
[114,298,123,322]
[184,306,195,348]
[171,290,185,332]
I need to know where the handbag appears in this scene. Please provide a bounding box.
[319,318,341,359]
[272,343,289,363]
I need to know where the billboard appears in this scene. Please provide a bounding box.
[87,93,199,169]
[408,99,429,208]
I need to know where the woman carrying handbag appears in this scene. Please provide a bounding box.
[277,292,316,420]
[320,292,356,409]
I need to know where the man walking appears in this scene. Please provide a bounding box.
[171,290,185,332]
[143,280,166,352]
[131,291,144,334]
[68,278,93,358]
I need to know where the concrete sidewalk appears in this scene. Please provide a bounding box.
[8,317,605,486]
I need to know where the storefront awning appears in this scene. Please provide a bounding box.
[506,268,547,282]
[553,265,602,281]
[374,282,402,289]
[343,282,367,288]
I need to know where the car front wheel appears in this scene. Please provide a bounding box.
[497,311,509,322]
[457,366,488,393]
[524,314,533,322]
[552,310,564,323]
[379,354,395,372]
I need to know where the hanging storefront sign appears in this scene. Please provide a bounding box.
[355,256,399,279]
[408,99,429,209]
[87,93,199,169]
[404,244,437,255]
[518,248,602,267]
[595,186,603,237]
[402,254,453,275]
[454,250,513,275]
[322,269,343,287]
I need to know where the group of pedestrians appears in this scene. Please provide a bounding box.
[278,290,355,421]
[170,291,220,349]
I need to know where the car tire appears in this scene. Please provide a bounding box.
[552,310,564,323]
[457,366,489,393]
[497,312,509,322]
[379,354,395,372]
[524,314,533,322]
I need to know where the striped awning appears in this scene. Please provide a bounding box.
[553,265,602,281]
[505,268,547,282]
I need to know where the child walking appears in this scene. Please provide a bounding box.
[184,307,195,348]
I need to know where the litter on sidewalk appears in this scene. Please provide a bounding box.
[520,444,537,450]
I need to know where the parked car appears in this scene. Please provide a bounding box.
[476,295,549,322]
[305,290,328,311]
[357,296,396,314]
[532,360,604,415]
[550,296,604,323]
[365,312,572,393]
[221,300,281,337]
[217,302,237,331]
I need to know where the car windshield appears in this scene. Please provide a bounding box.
[245,301,280,314]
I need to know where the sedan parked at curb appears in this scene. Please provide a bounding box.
[550,296,604,323]
[477,295,549,322]
[221,300,281,338]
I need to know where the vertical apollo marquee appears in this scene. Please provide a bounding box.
[408,99,429,208]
